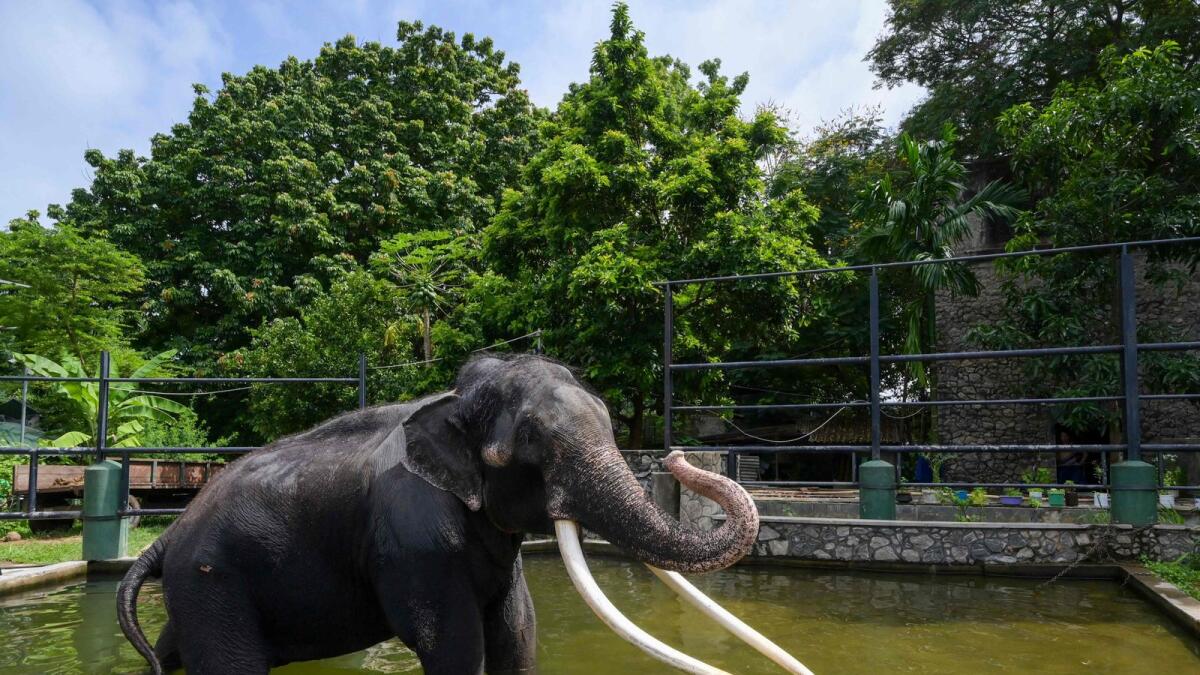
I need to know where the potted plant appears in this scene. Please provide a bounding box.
[968,487,989,507]
[1022,467,1053,501]
[897,477,913,504]
[1092,464,1110,508]
[1163,466,1183,497]
[1000,488,1023,506]
[920,487,939,504]
[1047,488,1066,507]
[1159,466,1179,509]
[1064,480,1079,507]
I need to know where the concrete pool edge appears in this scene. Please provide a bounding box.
[0,561,87,595]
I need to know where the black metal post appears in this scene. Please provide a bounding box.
[358,354,368,410]
[97,351,110,462]
[869,268,881,461]
[27,448,38,514]
[1119,247,1141,461]
[663,283,674,453]
[19,366,28,446]
[121,450,131,513]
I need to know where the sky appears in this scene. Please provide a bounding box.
[0,0,924,224]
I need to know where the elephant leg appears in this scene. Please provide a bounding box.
[379,575,486,675]
[154,620,182,672]
[171,585,273,675]
[484,558,537,674]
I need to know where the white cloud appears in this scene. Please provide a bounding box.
[0,0,229,221]
[515,0,924,135]
[0,0,922,222]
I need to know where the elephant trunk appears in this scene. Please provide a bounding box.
[562,447,758,574]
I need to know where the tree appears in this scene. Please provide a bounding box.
[869,0,1200,159]
[481,3,830,447]
[375,230,475,361]
[0,212,145,362]
[769,107,893,259]
[228,269,489,442]
[856,128,1022,389]
[59,23,540,366]
[15,351,188,448]
[971,41,1200,433]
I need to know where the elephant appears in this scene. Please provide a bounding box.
[117,354,769,675]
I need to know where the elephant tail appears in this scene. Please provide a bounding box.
[118,536,166,675]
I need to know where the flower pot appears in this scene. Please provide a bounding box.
[1159,493,1176,509]
[921,489,939,505]
[1000,495,1023,506]
[1065,491,1079,507]
[1094,492,1110,508]
[897,492,913,504]
[1048,492,1066,507]
[954,489,969,502]
[1028,490,1044,501]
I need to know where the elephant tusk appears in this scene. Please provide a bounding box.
[554,520,730,675]
[646,565,815,675]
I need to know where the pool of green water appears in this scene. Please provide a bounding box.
[1,555,1197,673]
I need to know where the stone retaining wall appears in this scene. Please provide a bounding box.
[620,450,667,494]
[750,516,1200,565]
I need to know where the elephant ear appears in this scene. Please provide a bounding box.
[393,392,483,511]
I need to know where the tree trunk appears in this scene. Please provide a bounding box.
[422,307,432,361]
[628,395,645,449]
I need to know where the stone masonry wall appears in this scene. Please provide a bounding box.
[751,516,1200,565]
[934,262,1053,483]
[620,450,667,494]
[935,253,1200,484]
[678,451,726,531]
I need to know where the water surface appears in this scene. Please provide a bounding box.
[1,555,1197,673]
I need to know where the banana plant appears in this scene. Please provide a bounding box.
[14,350,188,448]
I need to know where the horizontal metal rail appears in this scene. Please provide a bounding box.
[0,511,84,520]
[675,444,1200,453]
[119,508,185,517]
[0,353,370,522]
[670,341,1200,372]
[656,235,1200,286]
[672,401,869,412]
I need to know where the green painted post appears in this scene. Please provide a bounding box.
[1110,460,1156,526]
[81,460,128,561]
[859,459,896,520]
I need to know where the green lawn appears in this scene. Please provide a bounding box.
[0,523,168,566]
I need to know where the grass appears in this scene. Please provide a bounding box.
[1144,554,1200,601]
[0,521,169,566]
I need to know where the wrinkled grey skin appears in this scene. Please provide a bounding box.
[118,355,757,675]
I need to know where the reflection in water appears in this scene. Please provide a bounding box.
[0,555,1196,674]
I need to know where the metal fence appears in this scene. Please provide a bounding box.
[662,237,1200,492]
[0,352,367,520]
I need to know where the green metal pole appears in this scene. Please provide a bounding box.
[1111,248,1156,526]
[81,351,127,560]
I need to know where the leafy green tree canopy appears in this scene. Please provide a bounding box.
[482,3,829,446]
[59,22,540,365]
[1000,41,1200,245]
[870,0,1200,159]
[15,351,187,448]
[0,212,145,362]
[856,127,1022,387]
[971,41,1200,433]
